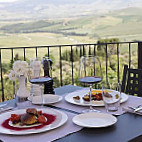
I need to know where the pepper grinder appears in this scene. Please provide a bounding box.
[42,57,55,94]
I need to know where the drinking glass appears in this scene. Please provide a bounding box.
[29,58,41,99]
[28,59,52,106]
[102,83,121,112]
[79,55,103,113]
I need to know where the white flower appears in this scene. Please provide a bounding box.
[9,60,29,81]
[13,60,28,77]
[13,64,24,76]
[21,61,28,68]
[8,70,16,81]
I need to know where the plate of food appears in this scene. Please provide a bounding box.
[65,89,128,107]
[0,108,68,135]
[28,94,63,105]
[72,112,117,128]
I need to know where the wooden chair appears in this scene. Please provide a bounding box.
[121,65,142,97]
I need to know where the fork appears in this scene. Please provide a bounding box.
[0,103,8,108]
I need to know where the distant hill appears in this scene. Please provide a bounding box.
[1,7,142,42]
[0,0,142,20]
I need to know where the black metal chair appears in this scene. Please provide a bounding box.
[121,65,142,97]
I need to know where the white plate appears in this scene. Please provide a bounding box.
[72,112,117,128]
[65,89,128,107]
[29,94,62,105]
[0,108,68,135]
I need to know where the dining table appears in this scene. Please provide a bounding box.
[1,85,142,142]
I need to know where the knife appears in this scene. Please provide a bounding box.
[0,107,14,113]
[44,104,80,114]
[134,106,142,112]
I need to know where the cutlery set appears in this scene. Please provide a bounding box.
[0,104,14,113]
[128,105,142,112]
[122,104,142,115]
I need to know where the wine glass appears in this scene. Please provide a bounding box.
[28,58,52,106]
[29,58,41,101]
[79,55,103,113]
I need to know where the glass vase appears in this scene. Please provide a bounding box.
[16,75,30,108]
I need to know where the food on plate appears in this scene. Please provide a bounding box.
[82,95,90,101]
[37,115,47,124]
[72,90,104,102]
[115,94,119,99]
[10,114,21,124]
[26,108,38,115]
[90,90,102,94]
[20,113,38,125]
[103,92,112,98]
[10,108,46,126]
[73,96,80,100]
[72,90,116,102]
[83,92,103,101]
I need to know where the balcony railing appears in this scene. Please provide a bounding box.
[1,41,142,102]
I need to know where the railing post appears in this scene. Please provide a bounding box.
[105,44,110,88]
[128,43,131,68]
[70,45,74,85]
[11,48,15,99]
[117,43,120,83]
[0,49,4,101]
[35,47,38,58]
[23,48,26,61]
[47,46,50,57]
[94,45,96,56]
[138,41,142,69]
[59,46,63,86]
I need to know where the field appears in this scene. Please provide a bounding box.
[1,7,142,49]
[0,7,141,101]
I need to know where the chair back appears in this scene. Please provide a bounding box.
[122,65,142,97]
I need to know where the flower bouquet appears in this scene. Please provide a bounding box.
[9,60,30,98]
[9,60,29,81]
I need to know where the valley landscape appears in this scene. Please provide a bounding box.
[0,0,142,49]
[0,0,142,101]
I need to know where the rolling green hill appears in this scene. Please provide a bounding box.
[1,7,142,42]
[1,7,142,101]
[0,7,142,51]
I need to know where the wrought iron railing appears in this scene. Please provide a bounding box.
[0,41,142,102]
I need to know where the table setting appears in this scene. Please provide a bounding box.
[1,56,142,142]
[0,57,83,142]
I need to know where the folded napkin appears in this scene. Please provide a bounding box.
[123,107,142,115]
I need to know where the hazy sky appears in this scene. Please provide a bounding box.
[0,0,19,2]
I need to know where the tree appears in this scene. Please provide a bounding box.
[97,38,119,71]
[62,47,80,62]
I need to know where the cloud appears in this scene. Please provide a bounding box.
[0,0,20,3]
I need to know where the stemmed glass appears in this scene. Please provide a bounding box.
[28,58,52,106]
[79,55,102,113]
